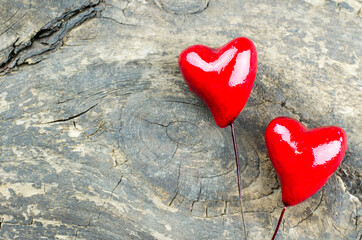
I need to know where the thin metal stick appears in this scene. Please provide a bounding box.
[230,123,248,240]
[271,206,287,240]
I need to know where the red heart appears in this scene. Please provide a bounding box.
[178,37,257,128]
[265,117,347,206]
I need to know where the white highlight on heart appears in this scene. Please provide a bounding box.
[312,139,342,166]
[274,124,301,154]
[186,47,238,73]
[229,50,251,87]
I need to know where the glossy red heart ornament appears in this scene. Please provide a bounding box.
[265,117,347,206]
[179,37,257,128]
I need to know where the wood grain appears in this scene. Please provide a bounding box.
[0,0,360,239]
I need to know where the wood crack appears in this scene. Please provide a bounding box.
[155,0,210,15]
[168,162,181,206]
[46,104,98,124]
[96,175,124,221]
[0,0,103,74]
[292,190,324,229]
[100,16,137,27]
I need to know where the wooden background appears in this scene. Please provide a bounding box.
[0,0,361,239]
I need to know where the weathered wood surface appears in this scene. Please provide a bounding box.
[0,0,361,239]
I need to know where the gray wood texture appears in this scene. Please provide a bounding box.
[0,0,361,239]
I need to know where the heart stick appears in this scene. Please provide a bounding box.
[265,117,347,239]
[271,206,287,240]
[230,123,248,240]
[179,37,257,240]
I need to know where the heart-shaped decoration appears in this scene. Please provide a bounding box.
[179,37,257,128]
[265,117,347,206]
